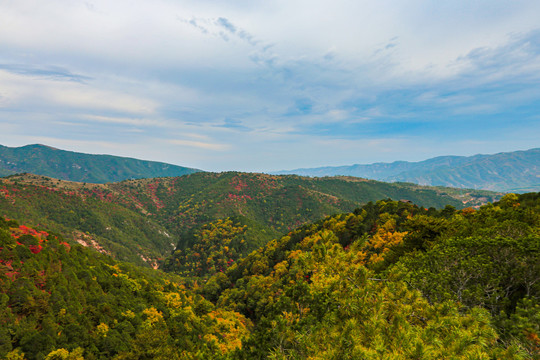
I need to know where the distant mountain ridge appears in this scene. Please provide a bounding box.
[0,144,201,183]
[277,148,540,192]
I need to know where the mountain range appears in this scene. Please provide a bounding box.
[1,144,538,192]
[0,143,538,359]
[0,144,201,183]
[277,148,540,192]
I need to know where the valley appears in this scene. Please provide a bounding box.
[2,1,539,358]
[0,191,538,359]
[0,146,537,360]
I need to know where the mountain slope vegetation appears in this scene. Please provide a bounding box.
[0,174,174,267]
[0,217,251,360]
[0,144,201,183]
[278,148,540,192]
[204,192,539,358]
[1,193,537,359]
[0,172,500,270]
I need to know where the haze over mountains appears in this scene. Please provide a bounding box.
[278,148,540,193]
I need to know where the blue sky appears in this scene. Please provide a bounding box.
[0,0,539,172]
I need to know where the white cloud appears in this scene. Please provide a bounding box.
[81,114,168,127]
[1,0,539,171]
[168,139,231,151]
[0,70,157,115]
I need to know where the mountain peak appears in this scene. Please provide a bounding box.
[0,143,202,183]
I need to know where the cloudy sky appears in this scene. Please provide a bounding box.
[1,0,539,172]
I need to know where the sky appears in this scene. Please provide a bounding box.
[0,0,539,172]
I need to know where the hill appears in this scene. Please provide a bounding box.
[0,174,174,267]
[0,144,201,183]
[0,172,501,271]
[200,192,539,358]
[2,194,536,359]
[0,217,252,359]
[277,148,540,192]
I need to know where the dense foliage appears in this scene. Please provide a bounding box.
[202,193,539,358]
[0,172,498,271]
[1,173,536,359]
[0,218,251,359]
[163,218,249,277]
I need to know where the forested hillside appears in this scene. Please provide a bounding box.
[0,174,174,267]
[0,218,251,359]
[0,172,500,269]
[202,192,540,358]
[1,193,538,359]
[0,144,200,183]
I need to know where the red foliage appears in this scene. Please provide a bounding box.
[146,181,165,210]
[229,176,250,192]
[11,225,48,239]
[29,245,43,254]
[5,271,19,281]
[227,193,252,202]
[0,187,10,198]
[0,259,13,267]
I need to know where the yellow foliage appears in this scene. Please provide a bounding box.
[96,323,109,337]
[121,310,136,319]
[366,218,407,264]
[273,260,289,278]
[45,349,69,360]
[206,309,252,353]
[164,292,184,309]
[45,348,84,360]
[282,311,298,326]
[142,307,164,327]
[5,349,26,360]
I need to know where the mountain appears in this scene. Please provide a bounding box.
[0,217,252,359]
[204,192,539,358]
[0,172,501,271]
[0,144,201,183]
[0,173,175,268]
[4,143,536,192]
[277,148,540,192]
[1,194,538,359]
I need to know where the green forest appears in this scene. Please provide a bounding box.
[1,185,538,359]
[0,172,500,268]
